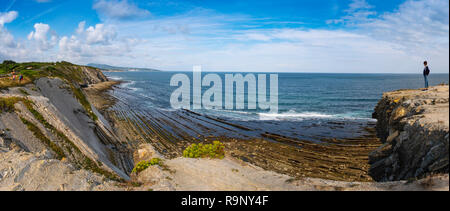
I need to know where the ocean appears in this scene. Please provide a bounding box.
[104,71,449,142]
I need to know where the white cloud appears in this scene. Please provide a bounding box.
[0,26,18,49]
[0,11,18,26]
[0,11,27,61]
[105,0,448,73]
[358,0,449,70]
[361,0,448,50]
[56,22,138,64]
[93,0,150,20]
[125,29,410,73]
[76,21,86,34]
[327,0,376,24]
[27,23,58,51]
[85,24,117,44]
[1,0,448,73]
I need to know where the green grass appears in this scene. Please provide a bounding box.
[1,61,98,122]
[0,97,21,113]
[70,85,98,121]
[1,62,121,181]
[19,88,29,96]
[1,97,64,160]
[1,60,86,85]
[1,61,52,80]
[182,141,225,159]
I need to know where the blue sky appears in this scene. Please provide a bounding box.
[1,0,449,73]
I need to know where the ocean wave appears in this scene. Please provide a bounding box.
[107,76,123,81]
[121,81,141,92]
[258,111,374,121]
[259,111,334,120]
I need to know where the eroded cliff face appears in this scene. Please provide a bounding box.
[0,64,133,190]
[369,85,449,181]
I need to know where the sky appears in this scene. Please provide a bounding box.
[0,0,448,73]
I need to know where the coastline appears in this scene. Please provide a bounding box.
[86,75,448,190]
[1,63,447,191]
[94,76,381,182]
[84,80,122,112]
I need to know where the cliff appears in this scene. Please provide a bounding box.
[1,62,448,190]
[1,62,133,190]
[369,85,449,181]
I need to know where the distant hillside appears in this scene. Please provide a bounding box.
[87,63,161,72]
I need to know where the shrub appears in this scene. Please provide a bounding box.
[19,88,29,96]
[2,60,16,65]
[182,141,225,159]
[0,97,21,113]
[132,158,162,174]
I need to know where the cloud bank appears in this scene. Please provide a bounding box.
[93,0,150,20]
[0,0,448,73]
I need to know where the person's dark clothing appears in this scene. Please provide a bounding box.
[423,66,430,88]
[423,66,430,76]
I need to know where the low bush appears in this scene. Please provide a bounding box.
[0,97,21,113]
[182,141,225,159]
[132,158,163,174]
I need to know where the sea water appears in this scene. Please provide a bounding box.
[104,71,449,141]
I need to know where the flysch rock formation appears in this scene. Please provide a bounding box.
[1,63,448,191]
[0,145,121,191]
[128,144,449,191]
[370,85,449,181]
[0,65,134,191]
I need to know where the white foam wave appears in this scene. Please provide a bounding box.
[258,110,375,121]
[259,111,334,120]
[107,76,123,81]
[121,81,141,92]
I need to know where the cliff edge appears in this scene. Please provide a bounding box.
[370,85,449,181]
[1,62,133,190]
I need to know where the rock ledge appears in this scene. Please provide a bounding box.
[370,85,449,181]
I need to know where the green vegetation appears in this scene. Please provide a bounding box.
[130,182,143,187]
[0,62,121,181]
[0,97,21,113]
[1,61,51,81]
[182,141,225,159]
[70,84,98,121]
[132,158,163,174]
[0,97,64,160]
[19,88,30,96]
[1,61,98,121]
[0,60,18,75]
[20,117,65,160]
[0,61,79,81]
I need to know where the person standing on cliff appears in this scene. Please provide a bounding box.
[423,61,430,89]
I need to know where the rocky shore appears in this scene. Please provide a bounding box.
[1,62,448,190]
[1,63,134,190]
[369,85,449,181]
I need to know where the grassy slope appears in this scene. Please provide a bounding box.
[0,61,98,120]
[1,62,121,180]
